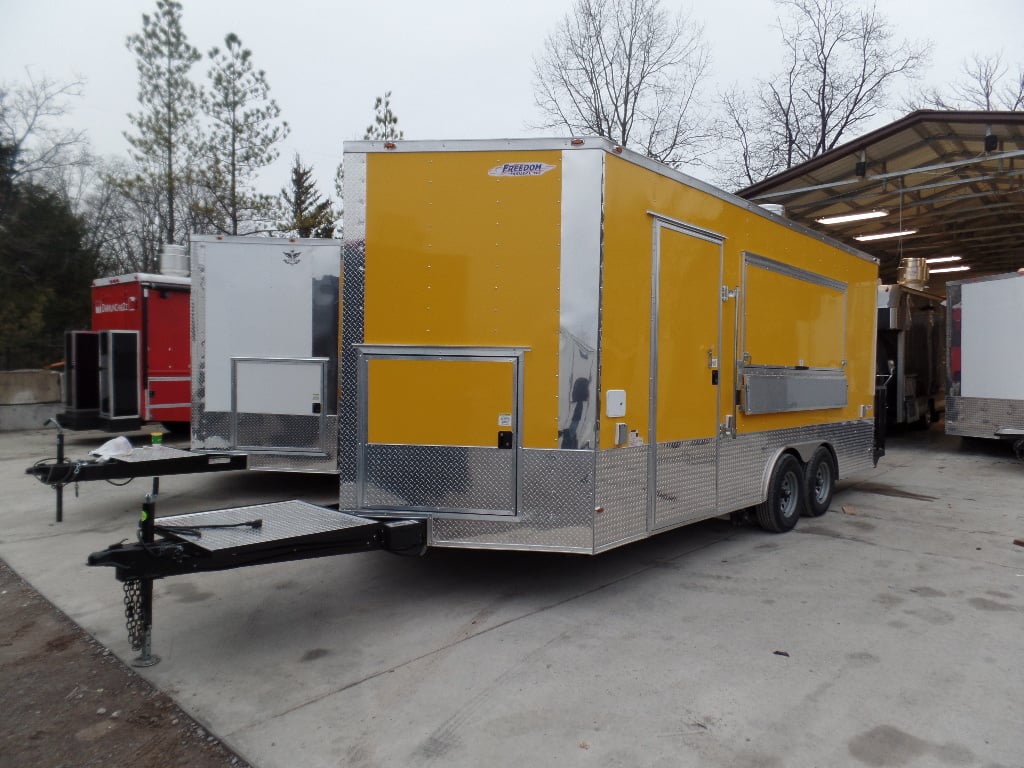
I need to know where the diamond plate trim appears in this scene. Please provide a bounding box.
[945,396,1024,438]
[190,248,209,445]
[339,153,367,501]
[196,411,338,472]
[718,420,875,511]
[236,413,326,453]
[595,445,648,551]
[363,444,513,513]
[157,500,369,552]
[654,438,716,529]
[430,449,596,552]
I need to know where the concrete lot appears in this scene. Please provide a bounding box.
[2,425,1022,768]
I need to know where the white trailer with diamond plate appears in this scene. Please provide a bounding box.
[945,271,1024,450]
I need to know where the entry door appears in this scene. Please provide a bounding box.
[358,348,522,516]
[65,331,100,410]
[98,330,140,420]
[651,222,724,530]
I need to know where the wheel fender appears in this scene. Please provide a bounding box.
[788,441,821,463]
[758,443,837,502]
[758,446,801,502]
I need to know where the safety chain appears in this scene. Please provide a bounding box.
[123,579,145,651]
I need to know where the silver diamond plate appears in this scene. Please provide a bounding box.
[363,445,514,513]
[339,153,367,498]
[654,438,717,529]
[945,396,1024,438]
[235,413,326,453]
[190,251,209,445]
[718,419,876,511]
[196,411,338,472]
[595,445,648,552]
[430,449,596,552]
[157,500,370,552]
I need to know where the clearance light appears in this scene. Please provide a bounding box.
[929,265,971,274]
[816,210,888,225]
[571,138,585,146]
[925,255,962,264]
[854,229,917,242]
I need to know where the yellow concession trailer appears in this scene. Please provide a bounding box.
[338,138,880,554]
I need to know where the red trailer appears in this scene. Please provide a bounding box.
[62,273,191,431]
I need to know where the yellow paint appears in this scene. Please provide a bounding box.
[367,357,514,447]
[656,228,721,442]
[363,151,562,448]
[600,153,878,446]
[742,261,846,369]
[359,146,877,455]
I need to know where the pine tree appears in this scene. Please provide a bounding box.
[124,0,201,244]
[364,92,404,141]
[279,154,335,238]
[198,33,289,235]
[0,165,98,367]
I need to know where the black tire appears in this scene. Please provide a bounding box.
[802,446,836,517]
[756,453,804,533]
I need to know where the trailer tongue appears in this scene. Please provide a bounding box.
[88,496,426,666]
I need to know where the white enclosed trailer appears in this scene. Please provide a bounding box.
[945,271,1024,442]
[189,235,341,472]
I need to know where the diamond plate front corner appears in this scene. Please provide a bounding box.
[430,449,596,552]
[595,445,649,552]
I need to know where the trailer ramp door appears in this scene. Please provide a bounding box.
[358,349,522,516]
[651,221,724,530]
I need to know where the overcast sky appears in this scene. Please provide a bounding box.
[3,0,1023,195]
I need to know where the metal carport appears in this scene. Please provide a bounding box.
[737,110,1024,284]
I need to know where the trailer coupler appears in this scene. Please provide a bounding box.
[88,496,427,666]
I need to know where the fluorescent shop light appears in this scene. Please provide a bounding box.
[816,210,888,225]
[854,229,917,242]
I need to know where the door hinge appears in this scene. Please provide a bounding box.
[719,414,736,438]
[721,285,738,302]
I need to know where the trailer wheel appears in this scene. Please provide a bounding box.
[802,447,836,517]
[756,453,804,533]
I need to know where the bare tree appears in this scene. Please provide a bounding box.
[0,70,90,185]
[717,0,930,188]
[533,0,711,167]
[911,52,1024,111]
[82,158,165,275]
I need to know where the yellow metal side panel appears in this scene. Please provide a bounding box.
[657,229,721,442]
[743,266,846,368]
[367,358,513,447]
[364,151,562,448]
[597,162,655,451]
[600,154,878,440]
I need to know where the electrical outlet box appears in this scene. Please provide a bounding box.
[606,389,626,418]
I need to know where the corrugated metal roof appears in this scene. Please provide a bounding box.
[737,110,1024,282]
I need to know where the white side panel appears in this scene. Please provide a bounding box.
[200,240,315,411]
[235,360,324,415]
[961,277,1024,399]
